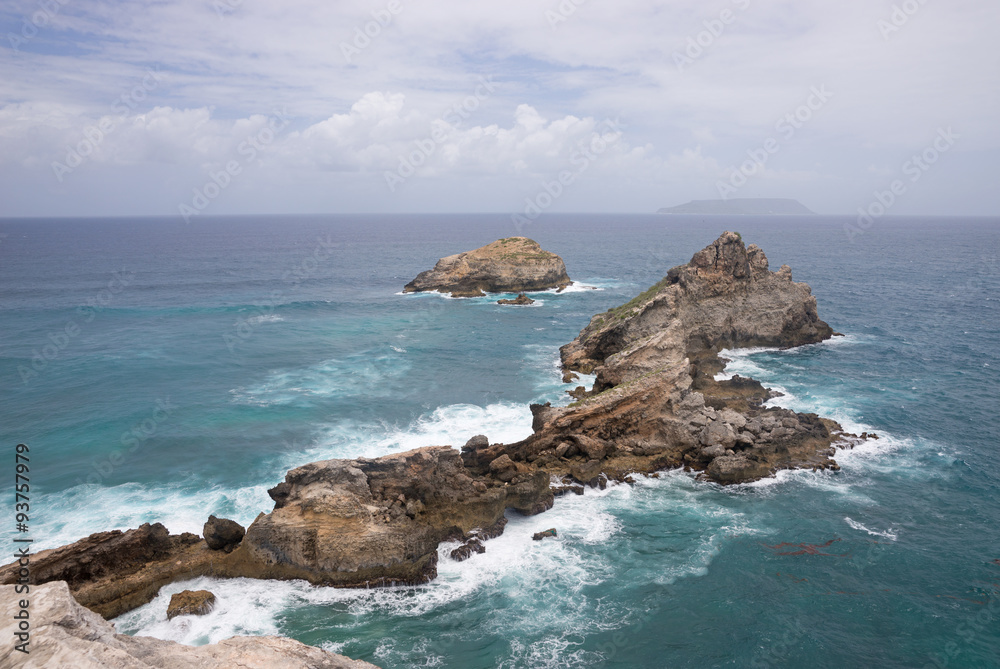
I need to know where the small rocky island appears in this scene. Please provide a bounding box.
[403,237,571,297]
[2,232,870,663]
[498,293,535,305]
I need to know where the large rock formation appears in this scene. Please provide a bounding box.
[0,448,554,619]
[0,231,849,625]
[228,445,552,586]
[483,231,842,485]
[0,581,379,668]
[403,237,571,297]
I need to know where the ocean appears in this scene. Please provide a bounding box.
[1,214,998,668]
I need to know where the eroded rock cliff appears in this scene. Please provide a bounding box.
[482,231,842,485]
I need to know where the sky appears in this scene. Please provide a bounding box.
[1,0,998,218]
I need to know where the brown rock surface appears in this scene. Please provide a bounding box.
[404,237,571,297]
[227,445,553,586]
[0,523,224,619]
[166,589,216,619]
[0,581,380,668]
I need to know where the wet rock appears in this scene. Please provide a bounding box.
[450,539,485,562]
[166,589,216,619]
[498,293,536,305]
[532,529,558,541]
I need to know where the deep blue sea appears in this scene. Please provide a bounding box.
[1,214,998,668]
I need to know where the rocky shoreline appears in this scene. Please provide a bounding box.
[1,231,870,665]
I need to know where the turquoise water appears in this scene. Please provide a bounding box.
[1,214,998,667]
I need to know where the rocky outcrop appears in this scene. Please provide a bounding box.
[203,515,246,552]
[166,589,216,619]
[226,445,553,587]
[485,231,842,485]
[0,447,554,619]
[404,237,571,297]
[0,581,380,668]
[0,523,224,619]
[498,293,536,305]
[0,231,847,627]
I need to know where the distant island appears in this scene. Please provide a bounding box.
[657,198,816,215]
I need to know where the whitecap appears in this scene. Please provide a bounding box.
[844,516,899,541]
[244,314,284,326]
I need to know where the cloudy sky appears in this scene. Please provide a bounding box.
[1,0,997,218]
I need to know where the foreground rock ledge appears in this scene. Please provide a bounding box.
[0,582,379,668]
[403,237,572,297]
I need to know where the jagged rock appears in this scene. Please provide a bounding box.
[450,539,485,562]
[498,293,536,305]
[0,581,380,668]
[404,237,572,297]
[701,445,727,459]
[465,434,489,450]
[0,523,214,619]
[532,529,558,541]
[718,408,747,429]
[204,515,246,552]
[232,446,553,587]
[706,454,772,484]
[562,370,580,384]
[166,589,216,619]
[491,231,840,485]
[700,421,738,448]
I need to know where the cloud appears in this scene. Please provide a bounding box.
[0,0,998,215]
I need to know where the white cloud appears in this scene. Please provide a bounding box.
[0,0,998,215]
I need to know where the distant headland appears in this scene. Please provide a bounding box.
[657,198,816,215]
